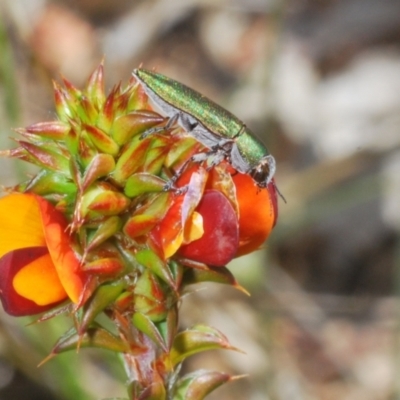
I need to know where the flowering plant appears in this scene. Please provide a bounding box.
[0,63,277,399]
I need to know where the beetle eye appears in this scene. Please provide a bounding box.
[249,162,270,187]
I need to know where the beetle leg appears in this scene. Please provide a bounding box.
[140,113,179,139]
[162,156,194,193]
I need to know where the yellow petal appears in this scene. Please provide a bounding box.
[163,231,184,259]
[183,211,204,244]
[0,193,46,258]
[13,253,67,305]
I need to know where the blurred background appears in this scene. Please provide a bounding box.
[1,0,400,399]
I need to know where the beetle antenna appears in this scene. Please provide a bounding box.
[273,181,287,203]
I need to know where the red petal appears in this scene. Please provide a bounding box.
[178,190,239,266]
[0,247,66,316]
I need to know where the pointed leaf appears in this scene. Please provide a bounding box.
[86,62,106,109]
[141,135,169,175]
[83,257,124,275]
[174,370,233,400]
[135,249,175,288]
[53,81,74,121]
[18,141,69,174]
[82,153,116,191]
[128,193,172,248]
[81,187,130,217]
[134,270,168,322]
[124,173,165,198]
[49,324,130,355]
[111,110,165,145]
[181,264,248,294]
[24,170,77,196]
[140,381,166,400]
[128,376,166,400]
[164,136,199,169]
[132,312,167,351]
[85,216,122,252]
[158,306,178,351]
[84,124,119,156]
[126,78,150,111]
[170,325,240,367]
[124,214,161,239]
[77,95,98,124]
[18,121,70,140]
[97,86,118,132]
[65,122,80,157]
[113,136,152,184]
[77,134,99,167]
[79,281,126,334]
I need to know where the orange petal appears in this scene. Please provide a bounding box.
[156,195,185,258]
[35,195,88,303]
[0,193,46,258]
[233,173,278,257]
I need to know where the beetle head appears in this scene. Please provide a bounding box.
[249,155,276,188]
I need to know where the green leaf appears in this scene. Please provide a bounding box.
[158,306,178,350]
[82,153,116,191]
[113,135,152,184]
[81,186,130,217]
[142,136,170,175]
[53,82,74,121]
[169,325,240,367]
[84,124,120,155]
[19,120,70,140]
[79,281,126,334]
[135,249,175,288]
[132,312,167,351]
[46,324,129,358]
[128,378,166,400]
[85,216,122,252]
[124,192,171,239]
[85,62,106,110]
[111,110,165,145]
[173,370,233,400]
[125,173,165,198]
[181,263,249,294]
[24,169,77,196]
[18,140,70,173]
[164,136,199,169]
[133,270,169,322]
[124,214,160,238]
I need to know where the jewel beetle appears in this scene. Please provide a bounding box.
[133,68,277,189]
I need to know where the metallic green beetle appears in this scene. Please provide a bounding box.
[133,69,276,188]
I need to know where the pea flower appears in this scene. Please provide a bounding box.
[0,193,89,315]
[0,63,278,400]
